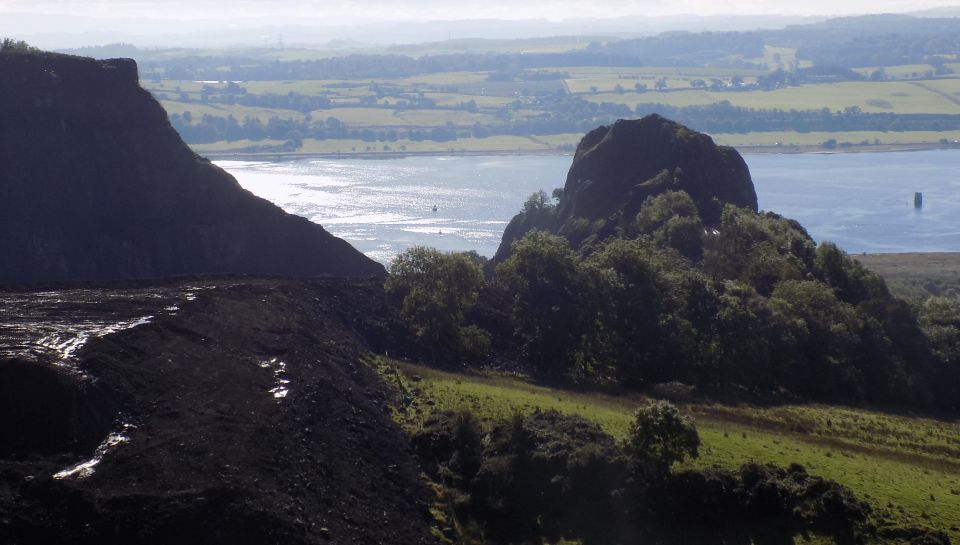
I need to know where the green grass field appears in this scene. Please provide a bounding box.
[381,360,960,542]
[587,79,960,114]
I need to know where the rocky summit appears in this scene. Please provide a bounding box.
[494,115,758,262]
[0,51,383,283]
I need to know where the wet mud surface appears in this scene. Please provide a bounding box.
[0,276,435,545]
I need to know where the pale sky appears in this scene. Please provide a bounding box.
[1,0,958,20]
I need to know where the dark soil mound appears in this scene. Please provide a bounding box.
[0,51,383,283]
[0,277,435,545]
[0,360,116,457]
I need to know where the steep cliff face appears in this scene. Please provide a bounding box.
[492,115,758,261]
[0,51,384,283]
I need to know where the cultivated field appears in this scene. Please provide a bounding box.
[593,80,960,114]
[141,45,960,156]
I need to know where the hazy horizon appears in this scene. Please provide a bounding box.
[4,0,960,19]
[3,1,960,49]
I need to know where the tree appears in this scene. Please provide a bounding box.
[770,280,864,399]
[385,247,487,358]
[702,205,815,295]
[921,296,960,372]
[813,242,886,305]
[624,401,699,481]
[634,190,704,260]
[586,238,669,386]
[711,281,786,391]
[522,190,551,213]
[0,38,35,53]
[496,231,594,378]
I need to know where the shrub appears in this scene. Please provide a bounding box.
[385,247,488,358]
[624,400,700,481]
[410,410,483,486]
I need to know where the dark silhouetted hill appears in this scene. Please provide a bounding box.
[0,50,383,283]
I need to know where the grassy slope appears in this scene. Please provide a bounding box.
[383,360,960,542]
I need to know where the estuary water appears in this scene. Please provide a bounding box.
[218,149,960,264]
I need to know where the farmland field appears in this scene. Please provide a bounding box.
[141,52,960,155]
[592,80,960,114]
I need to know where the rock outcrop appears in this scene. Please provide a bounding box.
[0,51,384,283]
[493,115,757,260]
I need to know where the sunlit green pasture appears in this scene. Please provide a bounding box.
[382,361,960,542]
[586,80,960,114]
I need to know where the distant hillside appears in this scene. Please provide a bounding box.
[0,49,384,283]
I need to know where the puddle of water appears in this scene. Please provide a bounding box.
[0,285,209,363]
[53,423,136,480]
[33,315,154,363]
[259,358,290,401]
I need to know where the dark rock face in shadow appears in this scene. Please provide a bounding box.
[557,115,757,229]
[0,52,384,283]
[492,115,758,262]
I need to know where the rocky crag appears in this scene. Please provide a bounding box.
[0,51,383,283]
[494,114,757,261]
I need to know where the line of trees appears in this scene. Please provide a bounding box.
[385,189,960,412]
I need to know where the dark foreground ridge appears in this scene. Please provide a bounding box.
[0,277,435,545]
[0,51,383,283]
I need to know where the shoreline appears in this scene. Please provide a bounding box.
[198,141,960,161]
